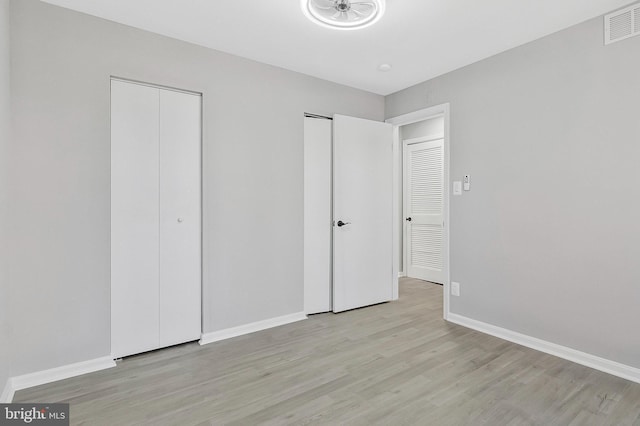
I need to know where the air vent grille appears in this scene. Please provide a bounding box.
[605,3,640,45]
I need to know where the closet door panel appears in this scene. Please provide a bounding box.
[111,81,160,358]
[159,90,202,346]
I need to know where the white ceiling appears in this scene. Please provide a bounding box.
[41,0,631,95]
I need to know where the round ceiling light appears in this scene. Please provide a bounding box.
[301,0,386,31]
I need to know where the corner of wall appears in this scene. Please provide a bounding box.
[0,0,13,403]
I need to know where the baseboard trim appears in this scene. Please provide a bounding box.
[1,379,14,403]
[199,312,307,346]
[447,313,640,384]
[398,272,406,278]
[9,356,116,396]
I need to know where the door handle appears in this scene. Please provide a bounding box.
[337,220,351,227]
[405,217,412,222]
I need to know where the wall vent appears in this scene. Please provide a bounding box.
[605,2,640,44]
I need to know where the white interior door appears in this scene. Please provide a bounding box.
[404,138,445,283]
[111,80,201,358]
[303,116,332,314]
[111,80,160,358]
[159,89,202,347]
[333,115,393,313]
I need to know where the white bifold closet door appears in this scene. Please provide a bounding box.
[111,79,201,359]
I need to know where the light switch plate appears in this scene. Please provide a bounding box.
[453,181,462,195]
[451,282,460,297]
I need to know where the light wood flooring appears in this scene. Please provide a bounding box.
[14,278,640,425]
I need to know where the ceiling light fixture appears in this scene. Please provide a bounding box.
[301,0,386,31]
[378,63,392,72]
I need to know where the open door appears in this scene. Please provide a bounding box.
[333,115,393,313]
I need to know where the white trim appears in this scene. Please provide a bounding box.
[386,104,451,318]
[391,125,400,300]
[1,379,14,403]
[447,313,640,384]
[199,312,307,346]
[10,357,116,394]
[398,272,406,278]
[443,106,450,320]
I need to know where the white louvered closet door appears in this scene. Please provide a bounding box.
[405,139,445,283]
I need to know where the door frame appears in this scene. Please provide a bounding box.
[402,133,445,282]
[386,103,451,320]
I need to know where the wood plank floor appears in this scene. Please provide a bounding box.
[14,278,640,425]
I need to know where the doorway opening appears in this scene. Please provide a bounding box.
[387,104,451,319]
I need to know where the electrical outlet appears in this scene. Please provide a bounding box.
[451,282,461,297]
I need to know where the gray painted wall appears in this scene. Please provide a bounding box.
[8,0,384,376]
[386,15,640,368]
[0,0,12,393]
